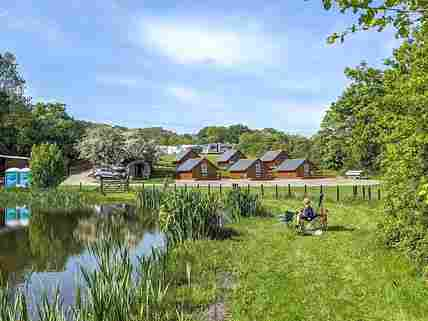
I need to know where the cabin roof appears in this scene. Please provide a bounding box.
[277,159,306,171]
[176,158,203,172]
[176,149,196,162]
[229,159,258,172]
[261,150,285,162]
[217,149,241,163]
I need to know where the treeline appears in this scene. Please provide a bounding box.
[319,22,428,272]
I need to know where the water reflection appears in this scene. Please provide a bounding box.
[0,204,164,311]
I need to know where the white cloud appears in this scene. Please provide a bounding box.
[132,18,282,66]
[166,86,200,103]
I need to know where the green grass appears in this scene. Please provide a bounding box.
[2,189,427,320]
[179,199,428,321]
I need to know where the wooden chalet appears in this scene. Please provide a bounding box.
[261,150,288,170]
[175,149,199,167]
[276,159,313,178]
[217,149,246,168]
[176,158,218,180]
[228,159,270,180]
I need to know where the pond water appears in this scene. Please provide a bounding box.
[0,204,165,313]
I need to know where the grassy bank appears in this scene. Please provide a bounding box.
[179,199,428,321]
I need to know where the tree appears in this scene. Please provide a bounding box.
[19,102,84,162]
[225,124,251,144]
[0,52,25,94]
[123,129,161,167]
[0,52,31,155]
[77,126,125,166]
[319,0,428,42]
[317,63,384,172]
[31,144,66,188]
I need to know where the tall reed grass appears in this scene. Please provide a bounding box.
[0,235,193,321]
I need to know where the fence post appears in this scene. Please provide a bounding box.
[275,184,278,199]
[220,184,222,195]
[363,186,366,200]
[79,182,82,192]
[261,184,264,198]
[247,184,250,194]
[304,184,307,195]
[184,184,187,193]
[208,184,211,195]
[100,177,104,195]
[174,184,177,192]
[378,187,381,201]
[288,184,291,198]
[336,185,340,202]
[368,185,372,201]
[197,183,200,190]
[320,185,323,195]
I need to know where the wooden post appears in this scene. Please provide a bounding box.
[368,185,372,201]
[320,185,323,194]
[275,184,278,199]
[304,184,307,195]
[174,184,177,192]
[197,183,200,190]
[79,182,82,192]
[363,185,366,200]
[247,184,250,194]
[336,185,340,202]
[378,187,381,201]
[184,184,187,192]
[288,184,291,197]
[261,184,264,198]
[220,184,222,195]
[208,184,211,195]
[100,177,104,195]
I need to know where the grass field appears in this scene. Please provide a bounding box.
[178,199,428,321]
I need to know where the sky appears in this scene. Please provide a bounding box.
[0,0,400,136]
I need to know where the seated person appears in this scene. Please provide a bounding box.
[296,198,318,228]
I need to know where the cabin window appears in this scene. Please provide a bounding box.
[304,162,310,176]
[255,161,263,178]
[201,162,208,177]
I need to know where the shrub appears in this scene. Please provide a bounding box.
[31,144,66,189]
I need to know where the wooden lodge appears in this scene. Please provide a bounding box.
[217,149,246,168]
[176,158,218,180]
[275,159,313,178]
[175,149,199,167]
[228,159,270,180]
[261,150,288,170]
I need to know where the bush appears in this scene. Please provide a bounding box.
[31,144,66,189]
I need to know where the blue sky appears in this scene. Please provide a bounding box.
[1,0,399,136]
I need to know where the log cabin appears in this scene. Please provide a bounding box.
[176,158,218,180]
[228,159,270,180]
[217,149,246,168]
[261,150,288,170]
[275,159,313,178]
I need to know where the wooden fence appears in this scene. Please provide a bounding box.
[100,178,130,194]
[138,183,382,203]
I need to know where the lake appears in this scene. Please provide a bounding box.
[0,204,165,313]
